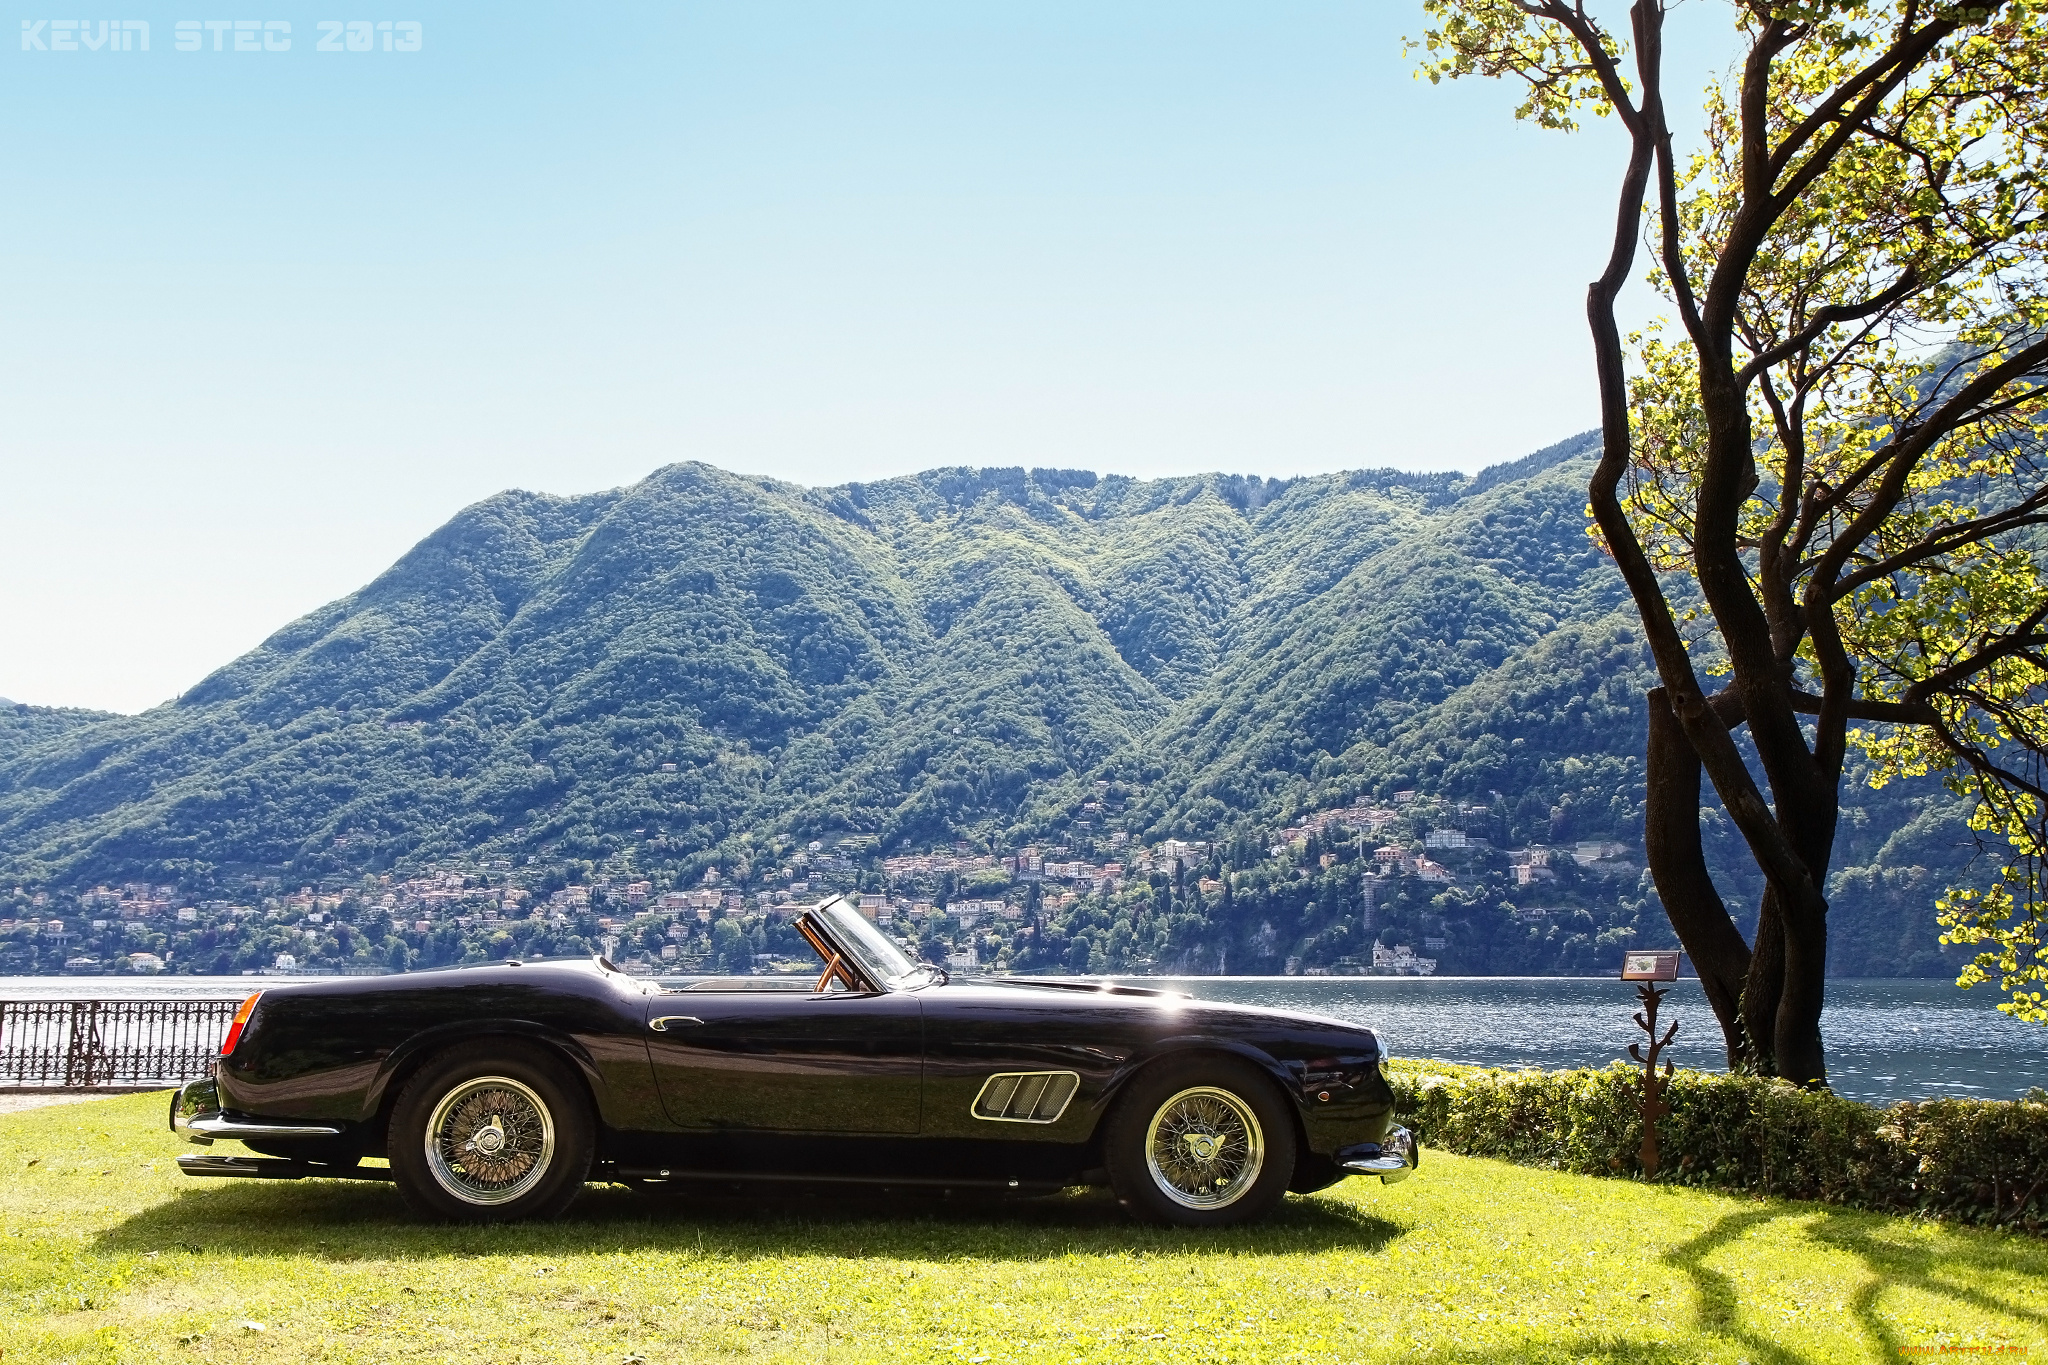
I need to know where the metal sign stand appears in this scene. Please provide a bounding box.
[1621,951,1681,1178]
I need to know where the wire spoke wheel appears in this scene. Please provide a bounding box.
[1144,1085,1264,1210]
[425,1075,556,1206]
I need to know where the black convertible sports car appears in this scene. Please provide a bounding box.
[168,895,1417,1225]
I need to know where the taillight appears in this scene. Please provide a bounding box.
[220,991,263,1057]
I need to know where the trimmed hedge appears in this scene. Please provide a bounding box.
[1386,1059,2048,1232]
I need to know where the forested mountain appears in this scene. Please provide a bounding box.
[0,434,1982,976]
[0,703,113,767]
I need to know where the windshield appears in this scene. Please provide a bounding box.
[815,899,921,988]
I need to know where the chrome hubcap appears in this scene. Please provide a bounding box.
[425,1076,555,1206]
[1145,1085,1264,1210]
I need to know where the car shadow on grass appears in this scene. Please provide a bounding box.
[94,1177,1405,1264]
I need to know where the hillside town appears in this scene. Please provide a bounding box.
[0,788,1652,979]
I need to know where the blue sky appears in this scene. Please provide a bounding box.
[1,2,1730,713]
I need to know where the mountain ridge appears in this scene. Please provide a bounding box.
[0,432,1975,978]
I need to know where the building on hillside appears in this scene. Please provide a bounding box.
[1575,840,1629,866]
[949,898,1009,925]
[1424,828,1468,850]
[1371,942,1437,976]
[1510,847,1557,886]
[1289,804,1398,843]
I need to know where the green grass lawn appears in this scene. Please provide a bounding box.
[2,1093,2042,1364]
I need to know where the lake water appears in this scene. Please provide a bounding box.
[2,974,2038,1106]
[1131,976,2043,1105]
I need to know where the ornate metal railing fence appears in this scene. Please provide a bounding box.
[0,999,239,1088]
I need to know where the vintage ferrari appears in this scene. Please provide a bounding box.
[168,895,1417,1225]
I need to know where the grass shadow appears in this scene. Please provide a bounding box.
[1660,1206,1816,1365]
[1658,1198,2048,1365]
[1805,1207,2048,1353]
[1421,1336,1714,1365]
[92,1176,1406,1265]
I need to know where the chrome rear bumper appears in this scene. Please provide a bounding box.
[1339,1124,1419,1184]
[176,1153,392,1181]
[168,1075,341,1145]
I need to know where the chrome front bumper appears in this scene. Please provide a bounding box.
[168,1075,342,1145]
[1339,1124,1419,1184]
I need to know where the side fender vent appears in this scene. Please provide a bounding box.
[971,1071,1080,1124]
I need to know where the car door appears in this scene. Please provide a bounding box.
[643,988,923,1134]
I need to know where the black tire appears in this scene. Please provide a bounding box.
[1105,1055,1297,1227]
[388,1041,594,1223]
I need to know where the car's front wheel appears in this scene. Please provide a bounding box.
[389,1042,593,1222]
[1106,1056,1297,1226]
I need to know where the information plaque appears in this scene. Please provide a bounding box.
[1621,950,1681,981]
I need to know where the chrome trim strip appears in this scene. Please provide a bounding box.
[970,1070,1081,1124]
[175,1153,395,1182]
[176,1153,307,1179]
[182,1114,343,1141]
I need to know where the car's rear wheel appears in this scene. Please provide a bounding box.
[1105,1055,1296,1226]
[389,1042,593,1222]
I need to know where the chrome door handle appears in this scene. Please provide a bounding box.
[649,1016,705,1032]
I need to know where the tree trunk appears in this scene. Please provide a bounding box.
[1733,692,1843,1086]
[1769,783,1839,1086]
[1776,891,1829,1086]
[1741,888,1786,1075]
[1642,688,1751,1067]
[1688,312,1838,1087]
